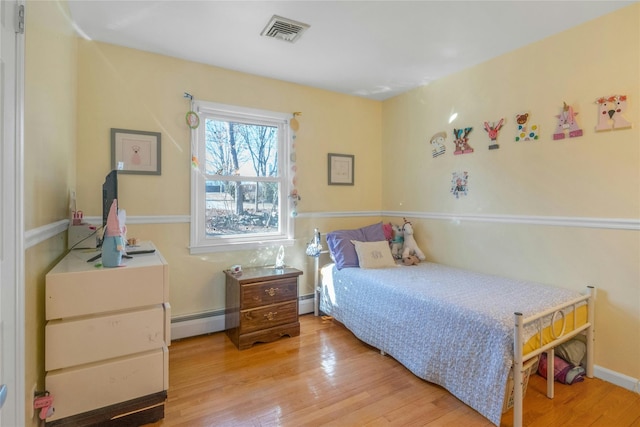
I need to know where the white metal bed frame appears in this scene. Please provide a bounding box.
[512,286,595,427]
[310,231,595,427]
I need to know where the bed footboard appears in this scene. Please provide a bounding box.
[512,285,595,427]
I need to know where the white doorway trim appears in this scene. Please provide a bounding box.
[1,1,26,426]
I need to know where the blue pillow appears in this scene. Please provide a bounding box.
[326,222,386,270]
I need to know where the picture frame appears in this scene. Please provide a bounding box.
[328,153,354,185]
[111,128,161,175]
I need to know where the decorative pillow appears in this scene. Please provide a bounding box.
[326,222,386,270]
[359,221,387,242]
[351,240,397,269]
[326,229,363,269]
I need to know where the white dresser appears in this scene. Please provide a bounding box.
[45,242,170,426]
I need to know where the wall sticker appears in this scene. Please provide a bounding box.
[483,118,504,150]
[553,102,583,140]
[595,95,632,131]
[515,112,539,141]
[430,131,447,158]
[451,171,469,199]
[453,127,474,155]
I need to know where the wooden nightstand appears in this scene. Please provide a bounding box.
[224,266,302,350]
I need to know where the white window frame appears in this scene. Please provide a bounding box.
[190,101,294,254]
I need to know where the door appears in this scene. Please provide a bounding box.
[0,1,25,426]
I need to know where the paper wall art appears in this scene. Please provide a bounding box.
[553,102,583,140]
[451,171,469,199]
[453,127,474,155]
[595,95,632,131]
[483,119,504,150]
[515,112,539,141]
[430,131,447,158]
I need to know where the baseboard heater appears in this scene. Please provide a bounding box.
[170,294,314,340]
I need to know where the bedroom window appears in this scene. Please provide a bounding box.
[190,101,293,253]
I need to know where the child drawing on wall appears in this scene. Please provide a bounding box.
[451,171,469,199]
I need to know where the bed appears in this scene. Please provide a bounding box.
[314,223,594,427]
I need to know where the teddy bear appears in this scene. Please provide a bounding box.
[401,255,420,266]
[401,218,426,261]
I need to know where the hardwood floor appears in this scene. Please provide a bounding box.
[150,314,640,427]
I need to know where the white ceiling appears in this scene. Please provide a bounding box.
[66,1,635,101]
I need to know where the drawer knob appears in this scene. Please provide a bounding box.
[265,287,279,297]
[264,311,278,321]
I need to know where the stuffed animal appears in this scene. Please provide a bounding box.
[390,223,404,259]
[382,223,393,242]
[401,255,420,266]
[401,218,426,261]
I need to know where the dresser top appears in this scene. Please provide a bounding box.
[48,241,166,276]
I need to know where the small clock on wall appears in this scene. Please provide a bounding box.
[186,111,200,129]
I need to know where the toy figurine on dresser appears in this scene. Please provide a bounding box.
[101,199,126,267]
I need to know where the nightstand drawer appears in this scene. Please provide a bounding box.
[240,301,298,334]
[241,278,298,310]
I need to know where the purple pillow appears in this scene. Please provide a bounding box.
[359,221,386,241]
[326,222,386,270]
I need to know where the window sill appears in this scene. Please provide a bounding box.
[189,238,295,255]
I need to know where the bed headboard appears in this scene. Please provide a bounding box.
[306,229,330,316]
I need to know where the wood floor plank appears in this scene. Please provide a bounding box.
[150,314,640,427]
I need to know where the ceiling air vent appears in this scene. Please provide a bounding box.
[261,15,309,43]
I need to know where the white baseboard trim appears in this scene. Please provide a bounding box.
[170,295,315,341]
[594,365,640,394]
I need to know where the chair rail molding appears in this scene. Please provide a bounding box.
[26,212,638,249]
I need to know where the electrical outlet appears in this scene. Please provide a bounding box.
[30,383,37,419]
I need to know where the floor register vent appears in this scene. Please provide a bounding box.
[261,15,309,43]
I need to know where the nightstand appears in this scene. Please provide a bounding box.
[224,267,302,350]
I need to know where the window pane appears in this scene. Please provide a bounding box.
[191,101,292,252]
[205,119,278,178]
[205,181,280,236]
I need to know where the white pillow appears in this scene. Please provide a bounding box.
[351,240,397,269]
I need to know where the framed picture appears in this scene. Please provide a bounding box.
[328,153,354,185]
[111,128,161,175]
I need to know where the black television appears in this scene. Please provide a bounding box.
[102,170,118,242]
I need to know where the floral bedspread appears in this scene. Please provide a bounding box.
[319,262,583,425]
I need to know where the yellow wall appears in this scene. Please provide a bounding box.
[24,0,77,424]
[75,41,382,315]
[381,4,639,379]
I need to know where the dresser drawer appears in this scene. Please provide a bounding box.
[46,263,168,320]
[45,304,169,371]
[240,301,298,334]
[241,278,298,310]
[46,347,167,421]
